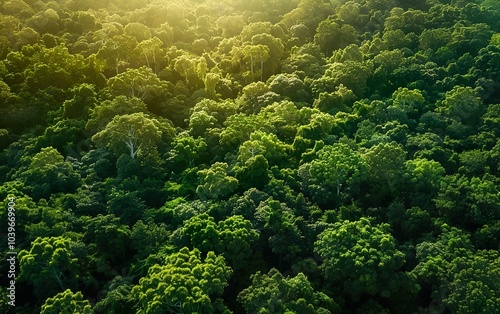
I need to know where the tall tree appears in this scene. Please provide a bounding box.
[103,66,171,105]
[21,147,81,200]
[40,289,92,314]
[238,268,338,313]
[437,86,484,126]
[362,141,406,204]
[196,162,239,200]
[18,236,90,301]
[173,54,208,91]
[299,143,366,206]
[86,96,148,132]
[92,112,173,159]
[315,218,411,302]
[131,247,232,313]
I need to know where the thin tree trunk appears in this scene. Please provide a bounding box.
[259,51,264,81]
[52,267,65,290]
[250,53,254,76]
[143,52,150,68]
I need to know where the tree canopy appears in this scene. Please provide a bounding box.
[1,0,499,312]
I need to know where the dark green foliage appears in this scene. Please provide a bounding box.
[173,213,259,270]
[315,218,409,301]
[20,147,81,200]
[18,236,93,301]
[238,268,339,313]
[93,276,135,314]
[299,143,366,206]
[411,224,500,313]
[255,198,304,266]
[443,250,500,313]
[434,174,500,229]
[1,0,499,312]
[81,214,131,265]
[106,188,145,226]
[130,220,170,259]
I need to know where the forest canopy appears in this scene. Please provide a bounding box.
[1,0,500,313]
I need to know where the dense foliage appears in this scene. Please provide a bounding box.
[1,0,500,312]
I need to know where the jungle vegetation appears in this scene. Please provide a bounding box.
[1,0,500,313]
